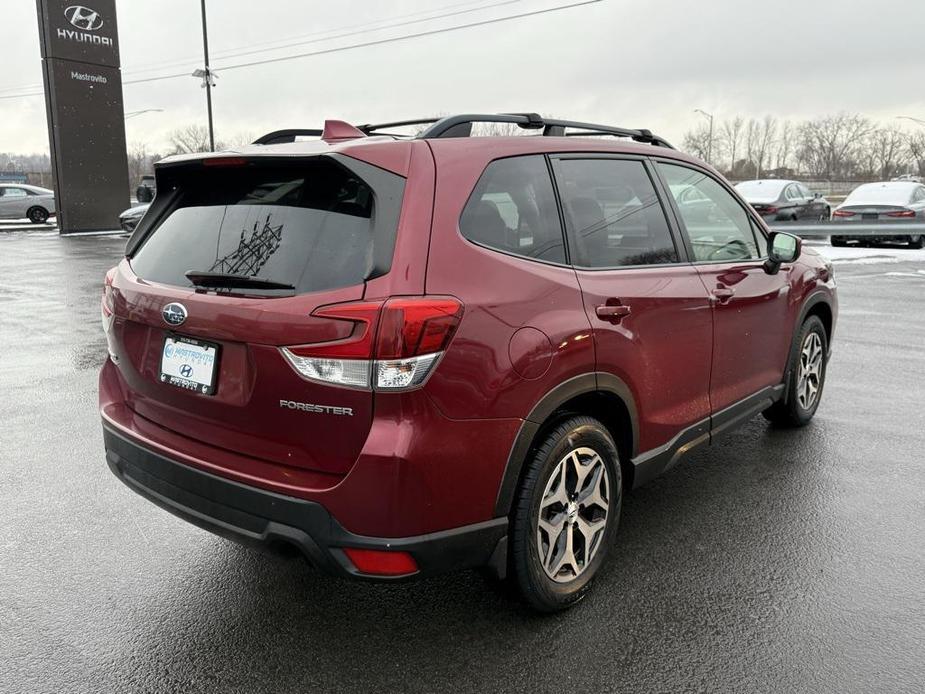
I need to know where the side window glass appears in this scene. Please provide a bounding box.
[459,155,565,264]
[555,158,678,268]
[659,163,760,262]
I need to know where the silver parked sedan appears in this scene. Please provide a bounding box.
[831,181,925,248]
[0,183,56,223]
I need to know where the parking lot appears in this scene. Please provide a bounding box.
[1,230,922,693]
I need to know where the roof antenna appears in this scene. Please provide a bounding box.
[321,120,367,142]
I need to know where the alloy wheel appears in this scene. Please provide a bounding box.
[796,332,824,410]
[536,446,610,583]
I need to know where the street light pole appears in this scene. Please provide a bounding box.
[694,109,714,165]
[200,0,215,151]
[124,108,164,120]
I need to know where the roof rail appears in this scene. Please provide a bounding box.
[416,113,674,148]
[358,118,441,136]
[253,114,674,148]
[252,129,323,145]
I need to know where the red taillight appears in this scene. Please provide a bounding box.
[886,209,916,218]
[756,205,778,214]
[375,298,463,359]
[833,209,855,218]
[307,302,382,358]
[341,548,418,577]
[202,156,248,167]
[281,297,464,391]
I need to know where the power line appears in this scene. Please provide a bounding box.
[118,0,516,77]
[0,1,601,99]
[0,0,514,94]
[212,0,601,73]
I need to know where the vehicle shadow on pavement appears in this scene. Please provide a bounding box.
[87,418,845,693]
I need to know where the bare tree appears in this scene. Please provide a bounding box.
[168,124,225,154]
[754,115,778,178]
[681,124,712,161]
[719,117,744,174]
[905,131,925,177]
[857,128,907,179]
[775,121,794,171]
[125,142,162,188]
[796,113,873,178]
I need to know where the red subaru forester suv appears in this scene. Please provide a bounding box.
[100,114,837,611]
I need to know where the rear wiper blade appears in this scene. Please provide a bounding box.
[185,271,295,291]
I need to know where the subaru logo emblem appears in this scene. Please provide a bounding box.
[162,302,188,326]
[64,5,104,31]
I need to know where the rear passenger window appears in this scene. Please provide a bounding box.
[659,163,760,262]
[555,158,678,268]
[459,156,565,264]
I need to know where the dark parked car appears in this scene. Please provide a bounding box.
[831,181,925,248]
[99,114,837,611]
[135,175,156,203]
[735,179,830,221]
[118,203,149,232]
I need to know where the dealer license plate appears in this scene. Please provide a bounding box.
[159,335,219,395]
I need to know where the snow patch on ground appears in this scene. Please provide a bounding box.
[805,242,925,264]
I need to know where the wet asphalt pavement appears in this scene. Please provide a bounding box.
[1,231,923,693]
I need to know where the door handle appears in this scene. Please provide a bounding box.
[595,303,631,323]
[710,287,735,305]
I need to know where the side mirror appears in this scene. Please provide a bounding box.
[764,231,801,275]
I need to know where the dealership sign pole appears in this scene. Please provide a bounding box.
[36,1,129,234]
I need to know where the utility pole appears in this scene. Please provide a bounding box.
[200,0,215,151]
[695,109,714,165]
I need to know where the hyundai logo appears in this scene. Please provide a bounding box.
[179,364,193,378]
[64,5,104,31]
[162,303,188,326]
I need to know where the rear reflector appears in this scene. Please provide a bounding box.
[282,297,463,391]
[833,210,855,217]
[342,548,418,576]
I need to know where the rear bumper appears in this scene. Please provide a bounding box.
[103,423,508,580]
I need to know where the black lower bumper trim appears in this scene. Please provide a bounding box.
[103,423,507,580]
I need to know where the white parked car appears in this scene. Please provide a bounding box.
[831,181,925,248]
[0,183,56,223]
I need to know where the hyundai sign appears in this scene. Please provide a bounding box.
[36,1,129,233]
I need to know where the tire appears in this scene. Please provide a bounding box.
[908,235,925,249]
[510,416,622,612]
[763,315,828,427]
[27,206,49,224]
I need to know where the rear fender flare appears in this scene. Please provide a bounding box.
[493,372,638,516]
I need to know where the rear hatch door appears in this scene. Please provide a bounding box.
[109,152,406,476]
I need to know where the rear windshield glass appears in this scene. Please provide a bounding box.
[843,183,915,206]
[130,157,403,294]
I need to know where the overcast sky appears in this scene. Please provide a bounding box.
[2,0,924,155]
